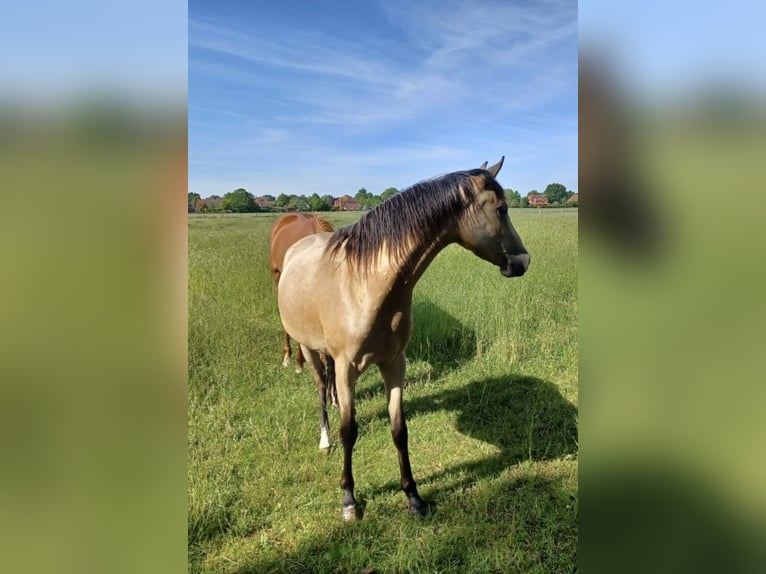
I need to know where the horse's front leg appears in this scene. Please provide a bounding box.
[379,354,428,517]
[335,360,360,521]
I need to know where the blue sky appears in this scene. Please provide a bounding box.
[189,0,577,198]
[580,2,766,101]
[0,1,186,102]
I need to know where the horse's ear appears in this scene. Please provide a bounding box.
[479,161,488,170]
[487,156,504,178]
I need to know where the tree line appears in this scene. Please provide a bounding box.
[188,183,576,213]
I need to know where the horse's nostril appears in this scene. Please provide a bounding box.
[512,261,527,276]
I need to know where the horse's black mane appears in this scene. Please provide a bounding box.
[326,168,504,272]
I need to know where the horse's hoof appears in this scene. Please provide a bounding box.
[342,505,360,522]
[409,499,429,518]
[281,358,290,368]
[295,366,303,374]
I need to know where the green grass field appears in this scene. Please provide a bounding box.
[188,209,578,573]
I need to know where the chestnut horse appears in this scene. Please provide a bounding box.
[269,213,334,371]
[278,158,530,521]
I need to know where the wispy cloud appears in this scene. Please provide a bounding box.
[190,19,400,90]
[189,0,577,197]
[188,104,246,118]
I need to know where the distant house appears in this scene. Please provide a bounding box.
[255,196,275,209]
[566,193,579,204]
[333,195,360,211]
[528,194,549,207]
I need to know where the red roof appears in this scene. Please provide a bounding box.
[528,194,549,206]
[333,196,360,211]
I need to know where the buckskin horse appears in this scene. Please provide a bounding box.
[269,213,334,371]
[277,158,530,521]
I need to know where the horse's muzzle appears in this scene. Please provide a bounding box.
[500,253,530,277]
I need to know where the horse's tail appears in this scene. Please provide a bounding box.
[314,215,334,233]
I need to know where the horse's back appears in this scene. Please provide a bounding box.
[270,214,309,261]
[270,214,332,278]
[282,231,332,276]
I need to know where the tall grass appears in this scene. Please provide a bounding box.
[189,210,577,573]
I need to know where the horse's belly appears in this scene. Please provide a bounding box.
[279,301,325,349]
[277,235,330,352]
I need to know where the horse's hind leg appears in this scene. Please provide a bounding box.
[281,330,292,367]
[379,354,428,518]
[284,333,305,373]
[301,345,331,450]
[321,353,337,408]
[295,343,305,374]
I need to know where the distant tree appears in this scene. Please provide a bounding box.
[262,194,276,202]
[308,193,332,212]
[194,198,206,212]
[354,187,369,201]
[355,187,377,209]
[504,189,522,207]
[320,195,334,211]
[367,195,382,209]
[222,188,257,212]
[308,193,322,211]
[202,195,222,212]
[276,193,290,208]
[380,187,399,202]
[188,192,200,209]
[543,183,569,205]
[286,195,309,211]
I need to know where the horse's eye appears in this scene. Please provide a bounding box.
[497,205,508,216]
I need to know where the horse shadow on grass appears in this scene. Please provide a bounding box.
[408,297,477,378]
[229,375,577,573]
[363,374,578,506]
[231,472,577,574]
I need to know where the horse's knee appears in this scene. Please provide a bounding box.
[339,418,358,446]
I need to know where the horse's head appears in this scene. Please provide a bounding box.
[457,156,530,277]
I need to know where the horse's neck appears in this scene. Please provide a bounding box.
[384,225,456,296]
